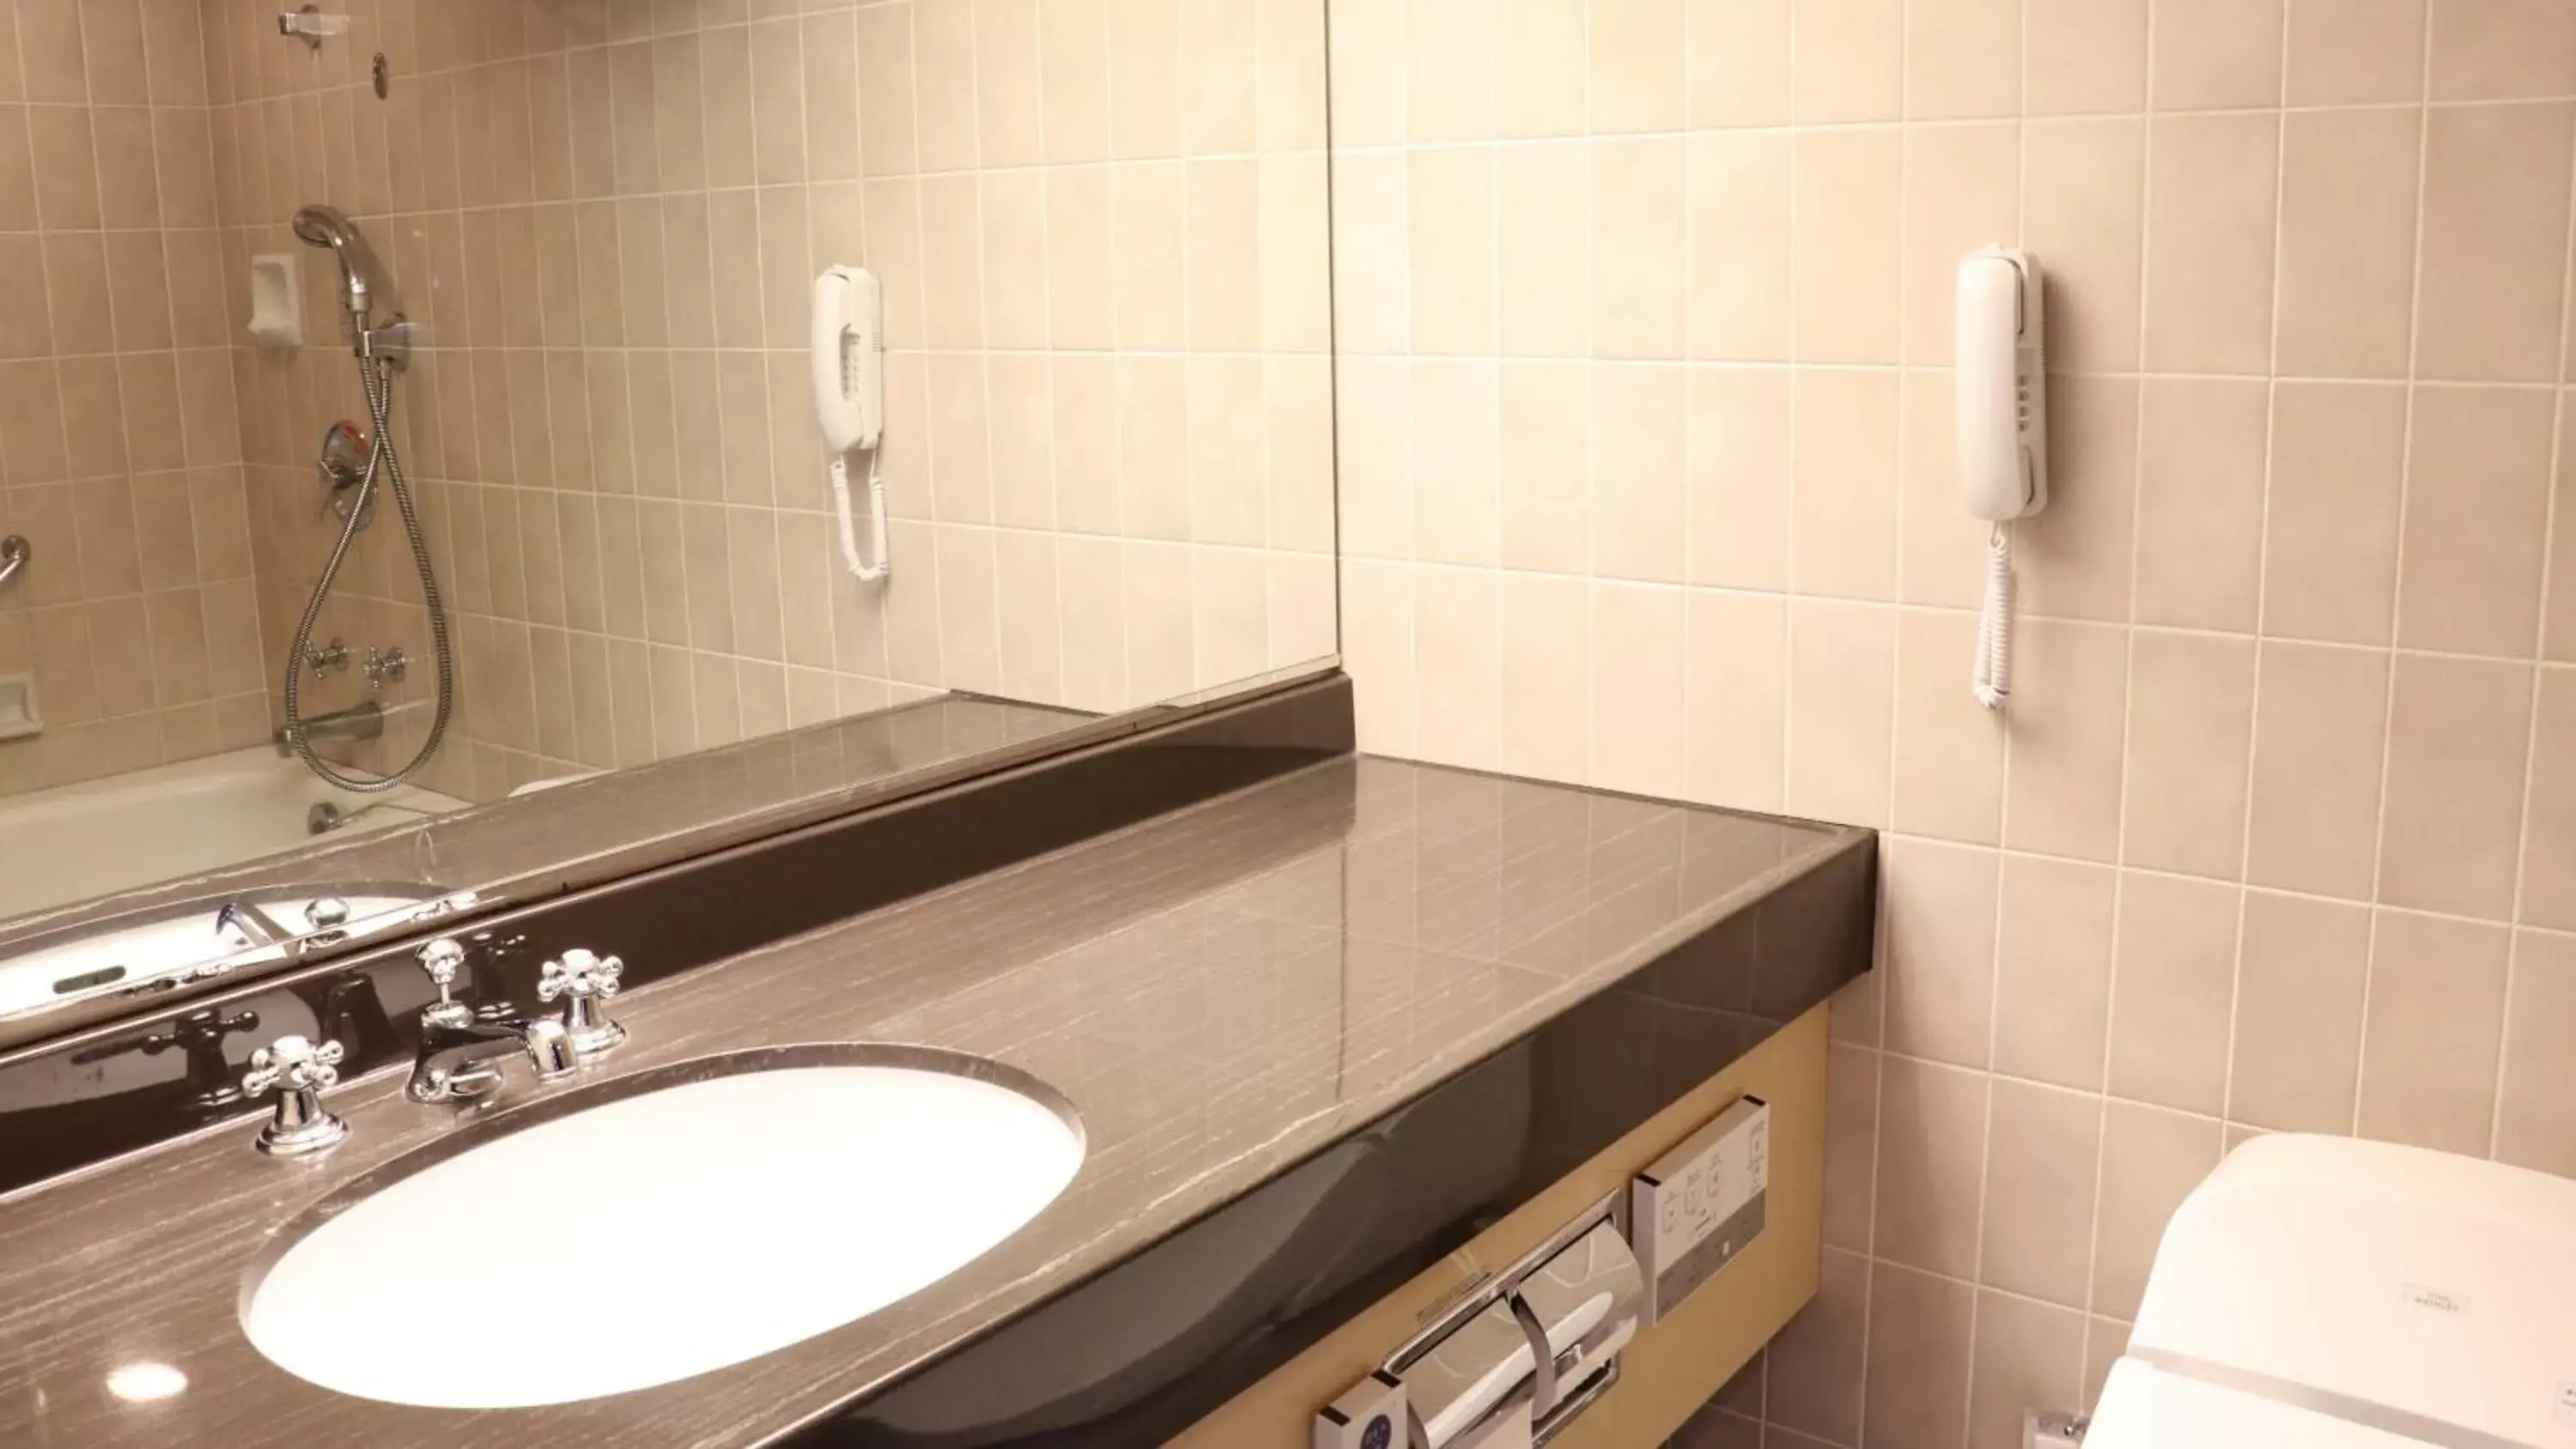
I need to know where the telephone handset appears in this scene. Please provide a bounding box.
[812,265,890,582]
[1954,247,2048,711]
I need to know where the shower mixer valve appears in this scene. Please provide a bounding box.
[363,646,407,690]
[302,640,349,676]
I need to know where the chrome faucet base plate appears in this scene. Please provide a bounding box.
[257,1113,350,1158]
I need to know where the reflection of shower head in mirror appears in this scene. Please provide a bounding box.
[290,204,386,324]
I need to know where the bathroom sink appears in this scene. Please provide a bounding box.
[240,1046,1084,1409]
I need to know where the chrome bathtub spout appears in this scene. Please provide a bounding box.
[272,699,385,757]
[216,900,295,950]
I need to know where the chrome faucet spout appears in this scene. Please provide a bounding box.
[404,937,624,1105]
[407,1009,577,1103]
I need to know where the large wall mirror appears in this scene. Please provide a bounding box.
[0,0,1335,1046]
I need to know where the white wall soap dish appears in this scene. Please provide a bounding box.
[249,253,303,347]
[0,672,40,742]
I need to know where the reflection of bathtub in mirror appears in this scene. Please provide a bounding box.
[0,746,463,920]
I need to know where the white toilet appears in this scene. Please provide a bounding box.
[2087,1132,2576,1447]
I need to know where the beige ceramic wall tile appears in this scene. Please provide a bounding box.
[1590,364,1687,582]
[1581,0,1681,136]
[1412,565,1501,770]
[1993,854,2116,1090]
[2026,0,2149,115]
[1785,599,1896,829]
[1501,569,1592,784]
[2276,107,2421,381]
[1686,366,1793,589]
[2002,620,2129,863]
[1865,1264,1975,1449]
[1683,591,1787,811]
[2429,0,2576,100]
[1790,369,1899,600]
[1407,0,1494,144]
[1591,137,1688,361]
[2286,0,2426,104]
[1687,0,1792,128]
[2123,630,2256,880]
[2499,930,2576,1176]
[1498,142,1590,357]
[1791,129,1902,364]
[2091,1102,2224,1319]
[1497,0,1587,138]
[1688,131,1794,363]
[2152,0,2284,110]
[1410,360,1501,566]
[1874,1053,1990,1279]
[2143,112,2281,376]
[2522,670,2576,931]
[2397,385,2553,658]
[2023,118,2146,373]
[1499,361,1591,572]
[2108,872,2239,1116]
[2378,653,2533,921]
[2245,642,2390,900]
[1766,1248,1868,1444]
[1822,1044,1882,1254]
[1966,1292,2087,1449]
[1588,580,1686,797]
[1905,0,2020,119]
[1792,0,1903,123]
[1881,836,2001,1068]
[2416,102,2576,383]
[1891,608,2004,845]
[2231,890,2372,1132]
[2264,383,2408,646]
[2357,910,2511,1155]
[1980,1078,2105,1306]
[2132,378,2267,632]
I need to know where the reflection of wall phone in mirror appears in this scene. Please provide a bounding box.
[1954,246,2048,712]
[813,265,890,582]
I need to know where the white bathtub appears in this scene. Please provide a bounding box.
[0,747,467,921]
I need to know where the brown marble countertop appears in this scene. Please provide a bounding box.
[0,755,1865,1449]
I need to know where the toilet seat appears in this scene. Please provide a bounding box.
[2087,1359,2432,1449]
[2082,1135,2576,1449]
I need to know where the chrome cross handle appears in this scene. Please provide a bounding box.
[243,1034,349,1158]
[538,949,627,1059]
[418,936,467,990]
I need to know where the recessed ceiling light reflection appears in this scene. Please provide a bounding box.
[104,1361,187,1403]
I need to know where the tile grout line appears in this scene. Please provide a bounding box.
[2350,0,2445,1147]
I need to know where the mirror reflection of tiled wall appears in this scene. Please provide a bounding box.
[207,0,1336,802]
[0,0,1339,806]
[0,0,261,799]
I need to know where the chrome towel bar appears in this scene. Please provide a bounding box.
[0,535,25,589]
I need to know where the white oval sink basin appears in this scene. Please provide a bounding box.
[241,1049,1083,1409]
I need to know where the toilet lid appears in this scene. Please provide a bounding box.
[2087,1359,2435,1448]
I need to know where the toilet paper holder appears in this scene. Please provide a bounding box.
[1321,1194,1644,1449]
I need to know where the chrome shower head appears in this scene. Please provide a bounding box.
[291,205,386,325]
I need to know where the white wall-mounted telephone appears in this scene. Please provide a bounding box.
[1955,246,2049,711]
[812,265,890,583]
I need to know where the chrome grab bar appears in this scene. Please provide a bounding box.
[0,535,26,589]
